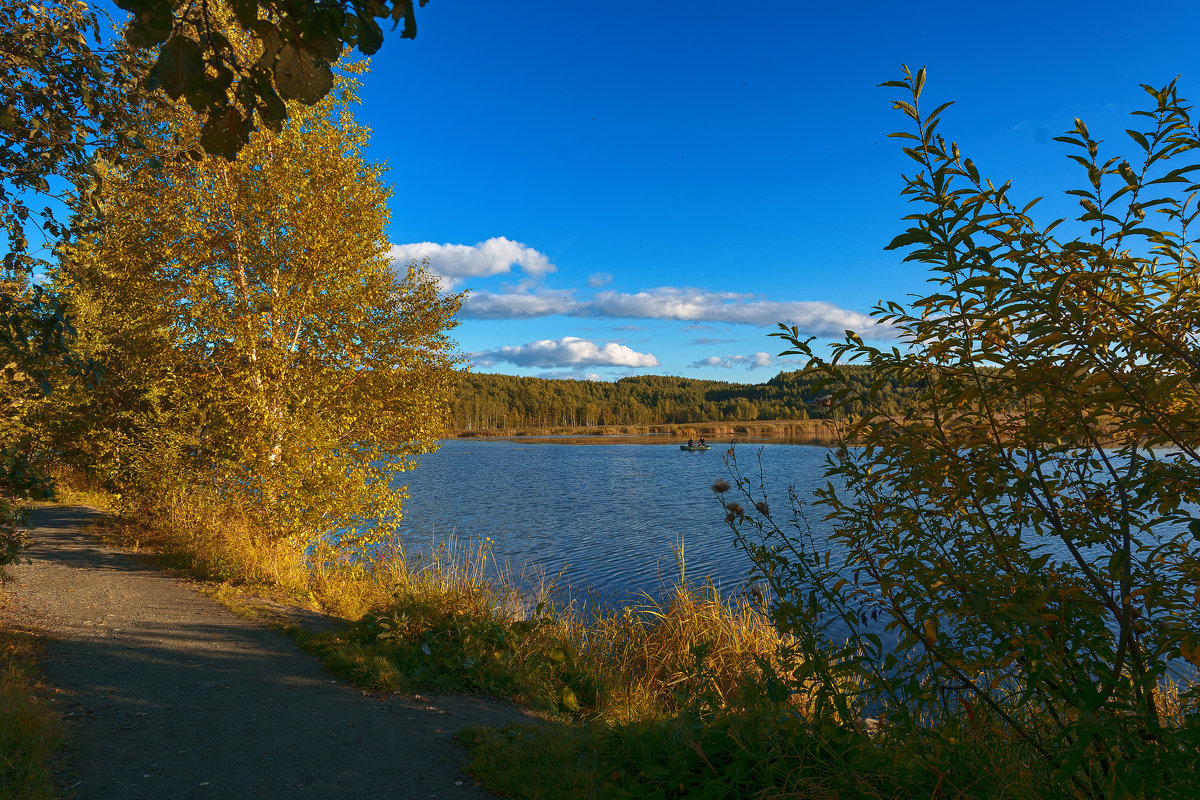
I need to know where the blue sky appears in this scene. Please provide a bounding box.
[128,2,1200,381]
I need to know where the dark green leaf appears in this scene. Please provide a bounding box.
[963,158,978,182]
[306,33,343,63]
[124,10,173,48]
[925,100,954,122]
[392,0,418,37]
[228,0,259,29]
[1125,128,1150,151]
[274,44,334,105]
[251,21,284,71]
[153,35,204,100]
[199,105,251,159]
[1049,274,1068,309]
[255,87,288,132]
[885,229,930,250]
[353,14,385,55]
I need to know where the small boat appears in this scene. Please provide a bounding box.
[680,444,712,451]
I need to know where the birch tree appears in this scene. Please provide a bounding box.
[59,69,462,552]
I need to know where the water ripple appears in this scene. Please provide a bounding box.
[393,438,833,603]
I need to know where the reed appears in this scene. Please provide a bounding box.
[297,548,792,724]
[570,583,785,722]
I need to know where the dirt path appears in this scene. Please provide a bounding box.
[4,505,531,799]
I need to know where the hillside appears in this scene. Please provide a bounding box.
[449,367,913,432]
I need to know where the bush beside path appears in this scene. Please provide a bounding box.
[3,505,529,799]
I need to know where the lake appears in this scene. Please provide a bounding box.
[391,439,1199,607]
[391,438,834,604]
[391,438,1200,679]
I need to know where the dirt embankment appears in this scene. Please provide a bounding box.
[3,505,532,799]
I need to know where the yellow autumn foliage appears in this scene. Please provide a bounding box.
[53,63,462,554]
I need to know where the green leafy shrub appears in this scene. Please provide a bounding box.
[720,69,1200,798]
[0,497,28,574]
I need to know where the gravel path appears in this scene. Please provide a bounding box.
[4,505,530,799]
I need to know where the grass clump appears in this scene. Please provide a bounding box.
[0,624,62,800]
[572,584,783,723]
[301,580,784,721]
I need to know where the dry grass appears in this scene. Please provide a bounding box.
[51,469,792,726]
[574,583,786,722]
[0,624,61,800]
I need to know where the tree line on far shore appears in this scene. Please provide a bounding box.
[449,367,915,430]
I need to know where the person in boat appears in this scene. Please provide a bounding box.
[698,437,706,447]
[687,437,695,447]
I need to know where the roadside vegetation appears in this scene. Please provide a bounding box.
[56,465,805,790]
[57,464,1120,799]
[0,623,60,800]
[59,458,783,716]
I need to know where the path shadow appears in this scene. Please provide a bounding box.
[10,505,535,799]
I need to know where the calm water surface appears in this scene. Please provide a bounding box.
[392,438,833,603]
[390,439,1199,677]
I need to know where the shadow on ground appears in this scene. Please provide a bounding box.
[5,506,535,800]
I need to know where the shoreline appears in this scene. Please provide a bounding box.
[450,418,841,445]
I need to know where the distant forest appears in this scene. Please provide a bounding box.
[450,368,913,430]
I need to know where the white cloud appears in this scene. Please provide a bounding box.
[461,290,577,319]
[456,285,889,338]
[583,288,881,336]
[473,336,659,369]
[535,370,606,381]
[587,272,613,287]
[691,352,778,370]
[750,352,775,368]
[388,237,556,288]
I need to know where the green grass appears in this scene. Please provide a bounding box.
[295,591,602,715]
[458,710,1060,800]
[457,723,603,799]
